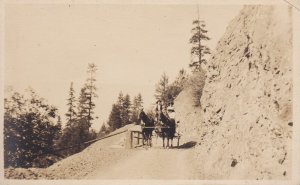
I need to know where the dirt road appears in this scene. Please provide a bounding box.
[5,125,201,180]
[86,147,200,179]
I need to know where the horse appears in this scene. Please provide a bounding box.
[139,110,155,147]
[156,112,176,148]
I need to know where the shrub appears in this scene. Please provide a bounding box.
[188,69,206,107]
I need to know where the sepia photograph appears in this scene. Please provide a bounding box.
[1,0,299,184]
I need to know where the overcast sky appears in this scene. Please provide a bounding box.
[5,4,242,131]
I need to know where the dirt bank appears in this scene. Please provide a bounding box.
[174,5,293,179]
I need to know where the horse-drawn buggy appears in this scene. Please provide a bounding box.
[136,101,180,149]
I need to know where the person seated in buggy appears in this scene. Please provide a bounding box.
[154,100,177,148]
[166,102,176,135]
[166,102,175,120]
[154,100,165,125]
[155,100,176,122]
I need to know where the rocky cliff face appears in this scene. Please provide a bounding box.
[175,5,293,179]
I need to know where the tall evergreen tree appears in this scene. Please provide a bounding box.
[155,73,169,109]
[76,63,98,128]
[84,63,98,126]
[174,68,188,88]
[189,8,211,72]
[136,93,143,106]
[122,94,131,126]
[165,69,189,104]
[77,87,89,121]
[131,93,143,124]
[117,91,124,108]
[99,123,107,137]
[76,87,91,151]
[131,96,139,124]
[116,92,131,126]
[55,115,62,139]
[58,85,83,155]
[116,92,125,125]
[65,82,77,127]
[58,64,98,155]
[107,104,122,131]
[57,123,79,156]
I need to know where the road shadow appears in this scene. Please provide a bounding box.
[175,141,197,149]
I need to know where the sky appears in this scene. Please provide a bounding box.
[4,4,242,131]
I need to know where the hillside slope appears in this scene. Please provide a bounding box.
[5,124,134,179]
[5,123,200,179]
[175,5,293,179]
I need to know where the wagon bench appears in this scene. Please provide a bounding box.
[125,129,181,149]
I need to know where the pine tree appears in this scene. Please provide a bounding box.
[107,104,122,131]
[131,96,139,124]
[115,92,131,126]
[99,123,107,137]
[189,8,211,72]
[76,63,98,128]
[117,91,124,107]
[174,68,188,88]
[76,87,91,151]
[131,93,143,124]
[116,92,125,125]
[84,63,98,126]
[136,93,143,106]
[164,69,188,104]
[155,73,169,108]
[65,82,77,127]
[77,87,89,121]
[59,64,98,155]
[55,115,62,139]
[122,94,131,126]
[57,124,79,156]
[58,85,82,156]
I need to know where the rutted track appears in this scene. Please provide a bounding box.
[86,147,200,179]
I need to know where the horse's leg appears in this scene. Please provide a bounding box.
[149,134,152,147]
[146,134,149,146]
[148,133,151,147]
[144,133,147,146]
[165,129,170,148]
[162,133,165,148]
[167,135,170,148]
[169,131,173,148]
[155,131,158,145]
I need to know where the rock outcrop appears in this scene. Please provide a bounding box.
[175,5,292,179]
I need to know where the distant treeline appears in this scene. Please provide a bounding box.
[106,68,189,132]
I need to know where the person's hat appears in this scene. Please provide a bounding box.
[167,106,174,112]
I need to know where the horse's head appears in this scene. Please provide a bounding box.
[159,112,170,126]
[139,109,153,126]
[138,109,145,121]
